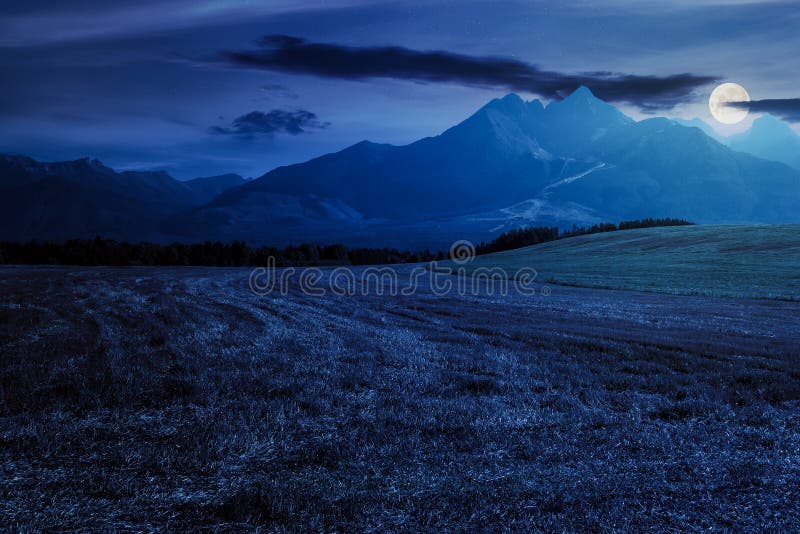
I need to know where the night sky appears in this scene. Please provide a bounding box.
[2,0,799,179]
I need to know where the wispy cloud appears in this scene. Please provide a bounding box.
[726,99,800,122]
[210,109,329,138]
[0,1,370,46]
[220,35,718,109]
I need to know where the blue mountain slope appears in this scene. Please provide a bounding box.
[225,94,585,221]
[546,117,800,222]
[172,87,800,246]
[0,156,246,241]
[535,86,633,155]
[183,173,248,204]
[728,114,800,171]
[5,87,800,246]
[672,117,723,142]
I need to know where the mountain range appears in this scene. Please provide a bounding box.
[728,114,800,171]
[0,156,247,242]
[3,87,800,248]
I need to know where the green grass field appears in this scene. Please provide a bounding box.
[466,224,800,300]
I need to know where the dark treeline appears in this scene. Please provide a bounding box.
[475,227,560,256]
[476,218,693,255]
[0,238,446,267]
[0,218,692,267]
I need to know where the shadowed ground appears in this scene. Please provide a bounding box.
[1,265,799,530]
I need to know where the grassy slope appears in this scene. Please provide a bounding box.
[467,224,800,300]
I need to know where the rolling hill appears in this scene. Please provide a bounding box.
[462,224,800,300]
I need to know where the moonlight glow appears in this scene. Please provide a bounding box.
[709,83,750,124]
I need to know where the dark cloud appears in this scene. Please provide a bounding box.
[210,109,329,138]
[725,99,800,122]
[220,35,718,109]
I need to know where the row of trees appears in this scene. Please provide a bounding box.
[0,218,692,266]
[0,239,447,267]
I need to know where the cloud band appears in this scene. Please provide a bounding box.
[726,99,800,122]
[220,35,718,109]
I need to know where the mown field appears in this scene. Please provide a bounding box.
[465,224,800,300]
[1,264,800,531]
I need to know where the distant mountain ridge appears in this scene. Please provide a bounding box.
[672,118,725,142]
[0,155,245,241]
[171,87,800,246]
[673,114,800,170]
[183,173,249,203]
[728,114,800,171]
[4,88,800,247]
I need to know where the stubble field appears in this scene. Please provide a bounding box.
[1,264,799,531]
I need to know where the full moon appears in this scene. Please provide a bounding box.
[709,83,750,124]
